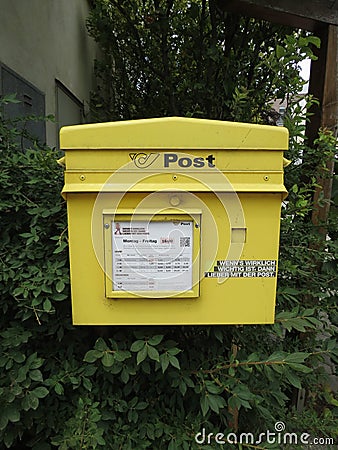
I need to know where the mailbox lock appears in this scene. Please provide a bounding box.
[172,174,178,181]
[170,195,181,206]
[263,175,270,181]
[79,174,86,181]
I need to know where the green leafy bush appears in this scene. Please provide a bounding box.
[86,0,319,124]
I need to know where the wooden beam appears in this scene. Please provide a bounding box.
[218,0,338,29]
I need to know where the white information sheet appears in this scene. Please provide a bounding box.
[112,220,193,292]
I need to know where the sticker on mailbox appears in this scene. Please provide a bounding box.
[205,260,277,278]
[112,220,193,292]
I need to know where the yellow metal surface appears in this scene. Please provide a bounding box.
[60,117,288,325]
[60,116,288,150]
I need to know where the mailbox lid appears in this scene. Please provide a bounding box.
[60,116,288,151]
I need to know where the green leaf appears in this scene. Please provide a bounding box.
[21,395,31,412]
[307,35,321,48]
[129,396,138,408]
[288,363,312,373]
[84,349,103,363]
[182,375,194,388]
[27,392,39,410]
[327,339,337,352]
[128,408,138,423]
[167,347,181,356]
[2,93,21,104]
[43,299,52,312]
[20,232,32,239]
[17,367,28,383]
[110,362,122,375]
[146,424,155,440]
[235,386,255,401]
[115,350,131,362]
[121,368,129,384]
[11,385,22,397]
[208,394,225,413]
[142,361,151,374]
[3,429,15,448]
[6,405,20,423]
[205,381,223,394]
[53,241,67,254]
[276,45,285,58]
[55,280,65,293]
[130,340,145,352]
[0,414,8,431]
[247,352,259,362]
[137,345,147,365]
[32,386,49,398]
[237,397,251,409]
[29,369,43,382]
[135,401,148,410]
[306,317,322,327]
[256,404,274,421]
[147,345,159,362]
[302,308,315,316]
[29,356,44,370]
[228,395,242,411]
[284,352,309,364]
[200,395,209,416]
[53,293,67,301]
[168,439,178,450]
[270,363,284,374]
[54,383,64,395]
[96,436,106,446]
[94,337,108,351]
[229,366,236,377]
[213,328,223,343]
[168,355,180,369]
[273,322,284,338]
[82,377,92,391]
[286,318,309,332]
[267,351,287,362]
[12,352,25,363]
[285,371,302,389]
[179,380,187,396]
[148,335,164,346]
[101,352,115,367]
[160,353,170,373]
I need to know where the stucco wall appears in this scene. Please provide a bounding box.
[0,0,97,147]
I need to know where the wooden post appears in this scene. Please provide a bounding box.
[309,25,338,231]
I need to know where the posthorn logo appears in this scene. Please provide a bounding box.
[129,152,160,168]
[129,152,216,169]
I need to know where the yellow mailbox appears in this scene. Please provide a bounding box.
[60,117,288,325]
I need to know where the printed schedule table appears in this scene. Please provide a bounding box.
[111,220,193,292]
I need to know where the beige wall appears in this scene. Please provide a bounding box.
[0,0,97,147]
